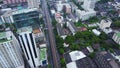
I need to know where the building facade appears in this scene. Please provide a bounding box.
[17,26,47,68]
[3,0,27,5]
[0,30,24,68]
[27,0,39,8]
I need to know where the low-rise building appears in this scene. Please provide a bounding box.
[92,29,101,36]
[56,23,69,39]
[67,22,78,35]
[94,51,120,68]
[55,12,64,23]
[64,51,97,68]
[112,32,120,45]
[99,19,112,30]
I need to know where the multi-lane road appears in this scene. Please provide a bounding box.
[41,0,60,68]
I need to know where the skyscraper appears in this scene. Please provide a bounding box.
[0,28,24,68]
[17,26,46,68]
[27,0,40,8]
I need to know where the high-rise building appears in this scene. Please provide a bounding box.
[27,0,40,8]
[1,8,40,28]
[0,28,24,68]
[17,26,47,68]
[3,0,27,5]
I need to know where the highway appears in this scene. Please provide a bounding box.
[41,0,60,68]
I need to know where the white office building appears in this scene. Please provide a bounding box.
[17,26,47,68]
[82,0,100,10]
[99,19,112,30]
[27,0,39,8]
[76,9,96,21]
[0,29,24,68]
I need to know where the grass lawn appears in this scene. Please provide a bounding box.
[40,48,47,61]
[75,23,87,27]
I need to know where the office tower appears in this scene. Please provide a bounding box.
[1,8,40,28]
[17,26,47,68]
[3,0,27,5]
[0,28,24,68]
[27,0,39,8]
[12,8,40,28]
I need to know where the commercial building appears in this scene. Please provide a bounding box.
[27,0,40,8]
[0,28,24,68]
[92,29,101,36]
[12,8,39,28]
[112,32,120,45]
[17,26,47,68]
[75,9,96,21]
[99,19,112,30]
[67,22,78,35]
[65,51,97,68]
[1,8,40,28]
[3,0,27,5]
[94,51,120,68]
[56,23,70,39]
[55,1,71,12]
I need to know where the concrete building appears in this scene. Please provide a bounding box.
[3,0,27,5]
[94,51,120,68]
[17,26,47,68]
[99,19,112,30]
[56,23,69,39]
[55,12,64,23]
[64,51,97,68]
[1,8,40,28]
[27,0,39,8]
[55,1,71,12]
[67,22,78,35]
[112,32,120,45]
[75,9,96,21]
[0,29,24,68]
[92,29,101,36]
[69,2,78,13]
[82,0,100,10]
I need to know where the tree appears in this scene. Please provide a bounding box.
[69,43,80,50]
[109,48,114,53]
[59,48,65,54]
[60,58,66,67]
[89,52,96,59]
[52,19,57,26]
[65,35,75,44]
[56,36,64,49]
[113,20,120,27]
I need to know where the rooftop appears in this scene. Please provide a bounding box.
[117,32,120,38]
[17,26,32,33]
[40,48,47,61]
[0,31,12,43]
[69,51,86,61]
[65,51,97,68]
[12,8,38,15]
